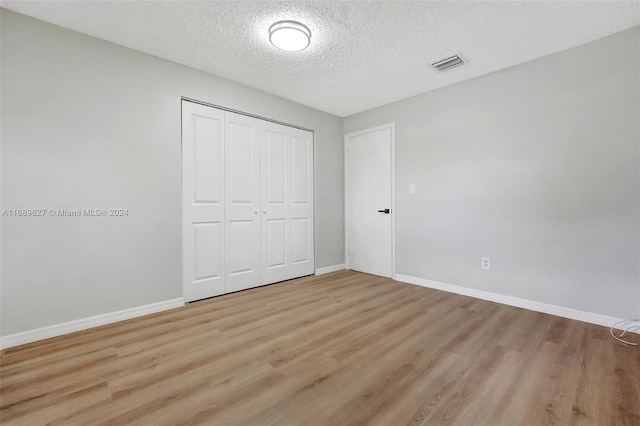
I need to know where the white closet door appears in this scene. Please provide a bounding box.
[261,126,291,285]
[183,100,314,300]
[261,122,314,285]
[225,112,262,293]
[289,129,315,278]
[182,101,226,302]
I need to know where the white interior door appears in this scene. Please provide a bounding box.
[182,101,226,302]
[346,124,394,278]
[225,112,261,293]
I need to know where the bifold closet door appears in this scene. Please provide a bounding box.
[288,128,315,279]
[182,100,314,302]
[225,112,261,293]
[261,122,315,285]
[182,102,226,303]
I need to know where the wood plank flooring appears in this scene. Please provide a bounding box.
[1,270,639,425]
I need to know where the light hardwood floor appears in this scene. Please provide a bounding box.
[1,270,639,425]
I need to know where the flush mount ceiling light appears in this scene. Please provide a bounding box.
[269,20,311,52]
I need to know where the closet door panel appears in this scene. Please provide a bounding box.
[262,129,291,284]
[194,223,223,279]
[292,218,310,263]
[292,136,310,204]
[266,219,287,267]
[228,220,254,272]
[182,101,226,302]
[265,131,287,205]
[225,112,261,293]
[290,132,315,277]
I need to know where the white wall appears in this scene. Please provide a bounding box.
[345,27,640,319]
[0,10,344,336]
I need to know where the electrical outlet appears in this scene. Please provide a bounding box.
[409,184,416,194]
[481,257,491,270]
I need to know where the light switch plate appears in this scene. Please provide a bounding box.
[409,184,416,194]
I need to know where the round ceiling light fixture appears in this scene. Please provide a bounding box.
[269,20,311,52]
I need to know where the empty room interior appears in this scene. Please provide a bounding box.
[1,1,639,425]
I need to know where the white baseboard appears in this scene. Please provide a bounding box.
[315,263,347,276]
[0,298,185,350]
[395,274,626,329]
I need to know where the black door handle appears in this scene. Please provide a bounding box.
[378,209,390,214]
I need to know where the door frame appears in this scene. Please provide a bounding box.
[344,123,396,279]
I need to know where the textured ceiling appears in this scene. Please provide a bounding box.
[3,1,640,117]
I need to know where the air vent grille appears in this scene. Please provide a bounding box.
[431,55,465,72]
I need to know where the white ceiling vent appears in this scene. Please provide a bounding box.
[431,55,466,72]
